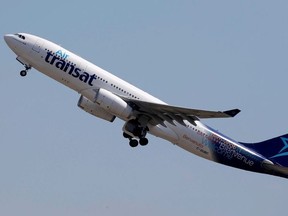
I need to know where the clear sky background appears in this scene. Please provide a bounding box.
[1,1,288,215]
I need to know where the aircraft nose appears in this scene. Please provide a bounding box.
[4,34,14,46]
[4,34,12,42]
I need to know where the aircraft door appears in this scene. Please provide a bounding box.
[32,40,42,53]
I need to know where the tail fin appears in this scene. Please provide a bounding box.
[240,134,288,167]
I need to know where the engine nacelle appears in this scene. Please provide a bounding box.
[77,95,116,122]
[94,88,133,120]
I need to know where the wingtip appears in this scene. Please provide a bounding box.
[224,109,241,117]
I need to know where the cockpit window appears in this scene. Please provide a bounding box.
[14,33,25,40]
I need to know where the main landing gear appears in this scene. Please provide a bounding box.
[123,132,149,148]
[20,65,31,77]
[123,119,149,148]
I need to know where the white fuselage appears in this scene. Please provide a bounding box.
[8,33,288,179]
[3,33,258,164]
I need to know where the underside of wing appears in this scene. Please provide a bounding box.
[122,97,241,127]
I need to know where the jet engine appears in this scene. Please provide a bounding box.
[94,88,133,120]
[77,95,116,122]
[80,88,134,121]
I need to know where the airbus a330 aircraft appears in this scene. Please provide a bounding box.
[4,33,288,179]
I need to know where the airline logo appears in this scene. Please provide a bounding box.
[44,50,96,86]
[55,50,69,59]
[270,137,288,159]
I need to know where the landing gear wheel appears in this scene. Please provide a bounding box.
[129,139,138,148]
[123,132,132,139]
[139,138,149,146]
[20,70,27,77]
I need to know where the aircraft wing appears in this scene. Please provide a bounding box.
[122,98,240,126]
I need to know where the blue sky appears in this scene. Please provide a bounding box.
[1,1,288,215]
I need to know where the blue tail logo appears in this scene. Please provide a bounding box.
[240,134,288,167]
[270,137,288,159]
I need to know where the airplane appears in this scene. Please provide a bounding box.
[4,33,288,179]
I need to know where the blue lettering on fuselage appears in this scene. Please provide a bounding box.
[55,49,69,59]
[201,131,255,166]
[44,51,96,86]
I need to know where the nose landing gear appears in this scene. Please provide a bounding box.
[16,57,31,77]
[20,70,27,77]
[20,65,31,77]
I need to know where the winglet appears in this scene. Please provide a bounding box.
[223,109,241,117]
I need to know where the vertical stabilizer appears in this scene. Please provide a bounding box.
[240,134,288,167]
